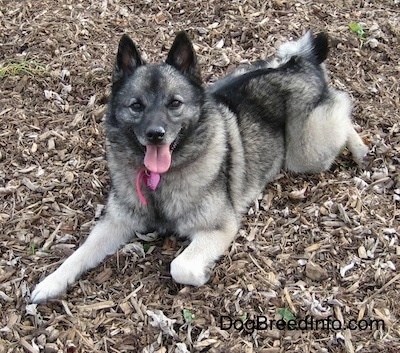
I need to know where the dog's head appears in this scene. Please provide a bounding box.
[107,31,204,174]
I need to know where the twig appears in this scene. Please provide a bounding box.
[360,272,400,306]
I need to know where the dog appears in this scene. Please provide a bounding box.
[31,31,367,303]
[210,31,368,173]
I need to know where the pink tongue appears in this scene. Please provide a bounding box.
[144,145,172,174]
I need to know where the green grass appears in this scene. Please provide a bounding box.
[277,307,296,322]
[349,22,367,41]
[182,309,195,324]
[28,242,37,255]
[0,59,48,78]
[143,243,151,253]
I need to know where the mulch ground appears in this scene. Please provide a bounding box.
[1,1,399,352]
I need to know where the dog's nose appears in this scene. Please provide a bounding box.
[146,126,165,143]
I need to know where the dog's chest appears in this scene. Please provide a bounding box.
[139,186,198,235]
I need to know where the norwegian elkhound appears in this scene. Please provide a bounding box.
[31,31,367,303]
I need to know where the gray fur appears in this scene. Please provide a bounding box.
[31,31,367,303]
[211,31,368,173]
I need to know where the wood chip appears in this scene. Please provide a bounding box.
[77,301,115,312]
[305,261,329,281]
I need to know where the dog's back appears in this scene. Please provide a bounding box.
[210,31,368,173]
[210,32,328,179]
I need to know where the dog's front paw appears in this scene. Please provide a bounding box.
[170,254,211,286]
[31,273,69,304]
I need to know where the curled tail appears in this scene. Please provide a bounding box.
[270,31,329,68]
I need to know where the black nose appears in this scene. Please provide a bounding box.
[146,126,165,143]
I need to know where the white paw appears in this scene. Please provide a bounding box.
[353,143,369,165]
[31,273,69,304]
[170,254,211,286]
[347,129,369,165]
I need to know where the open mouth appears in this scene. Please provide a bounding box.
[144,144,171,174]
[143,133,181,174]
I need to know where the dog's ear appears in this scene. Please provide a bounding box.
[166,31,202,85]
[313,32,329,65]
[113,34,145,82]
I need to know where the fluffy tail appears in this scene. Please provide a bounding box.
[270,31,329,68]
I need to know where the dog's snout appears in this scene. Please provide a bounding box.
[146,126,166,143]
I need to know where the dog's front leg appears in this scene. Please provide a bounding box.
[31,206,136,304]
[170,220,239,286]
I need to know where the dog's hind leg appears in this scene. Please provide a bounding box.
[170,218,239,286]
[346,127,369,165]
[31,199,136,303]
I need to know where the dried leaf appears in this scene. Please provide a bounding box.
[146,310,179,339]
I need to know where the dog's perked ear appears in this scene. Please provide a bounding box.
[166,31,202,85]
[313,32,329,65]
[113,34,145,83]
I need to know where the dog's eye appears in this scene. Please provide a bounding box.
[167,99,182,109]
[130,101,144,112]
